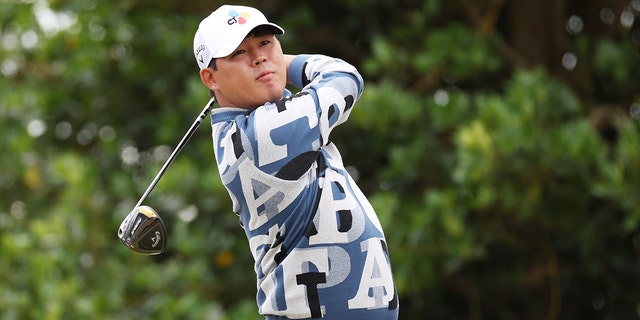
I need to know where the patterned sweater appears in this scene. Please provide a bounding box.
[210,54,398,319]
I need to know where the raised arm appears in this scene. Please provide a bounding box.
[283,54,297,85]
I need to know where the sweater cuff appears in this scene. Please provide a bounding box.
[288,54,313,89]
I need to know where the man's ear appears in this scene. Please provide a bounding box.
[199,68,219,91]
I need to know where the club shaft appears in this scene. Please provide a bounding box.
[134,97,215,209]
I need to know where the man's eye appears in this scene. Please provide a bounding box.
[233,50,245,56]
[260,40,270,46]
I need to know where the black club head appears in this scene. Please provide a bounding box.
[118,205,167,255]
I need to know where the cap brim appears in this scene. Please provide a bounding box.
[211,23,285,59]
[263,23,285,36]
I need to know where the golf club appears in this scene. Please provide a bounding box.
[118,97,215,255]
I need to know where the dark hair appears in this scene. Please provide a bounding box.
[249,25,280,38]
[208,58,218,71]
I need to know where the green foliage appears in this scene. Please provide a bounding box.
[594,119,640,232]
[364,23,503,91]
[593,38,640,99]
[2,0,640,319]
[338,65,640,317]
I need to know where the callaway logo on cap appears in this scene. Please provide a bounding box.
[193,5,285,70]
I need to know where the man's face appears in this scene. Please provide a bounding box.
[209,34,287,109]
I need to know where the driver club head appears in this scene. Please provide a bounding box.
[118,205,167,255]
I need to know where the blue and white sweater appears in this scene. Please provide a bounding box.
[210,55,398,319]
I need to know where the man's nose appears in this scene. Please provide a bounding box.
[254,56,267,66]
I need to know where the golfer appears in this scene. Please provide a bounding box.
[194,5,398,319]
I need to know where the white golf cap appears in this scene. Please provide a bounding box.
[193,5,285,70]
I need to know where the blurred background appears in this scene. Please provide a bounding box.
[1,0,640,319]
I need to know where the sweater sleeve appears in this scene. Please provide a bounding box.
[246,54,364,172]
[288,54,363,97]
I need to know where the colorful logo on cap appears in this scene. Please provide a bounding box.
[227,10,250,25]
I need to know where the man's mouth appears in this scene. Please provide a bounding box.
[256,70,274,80]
